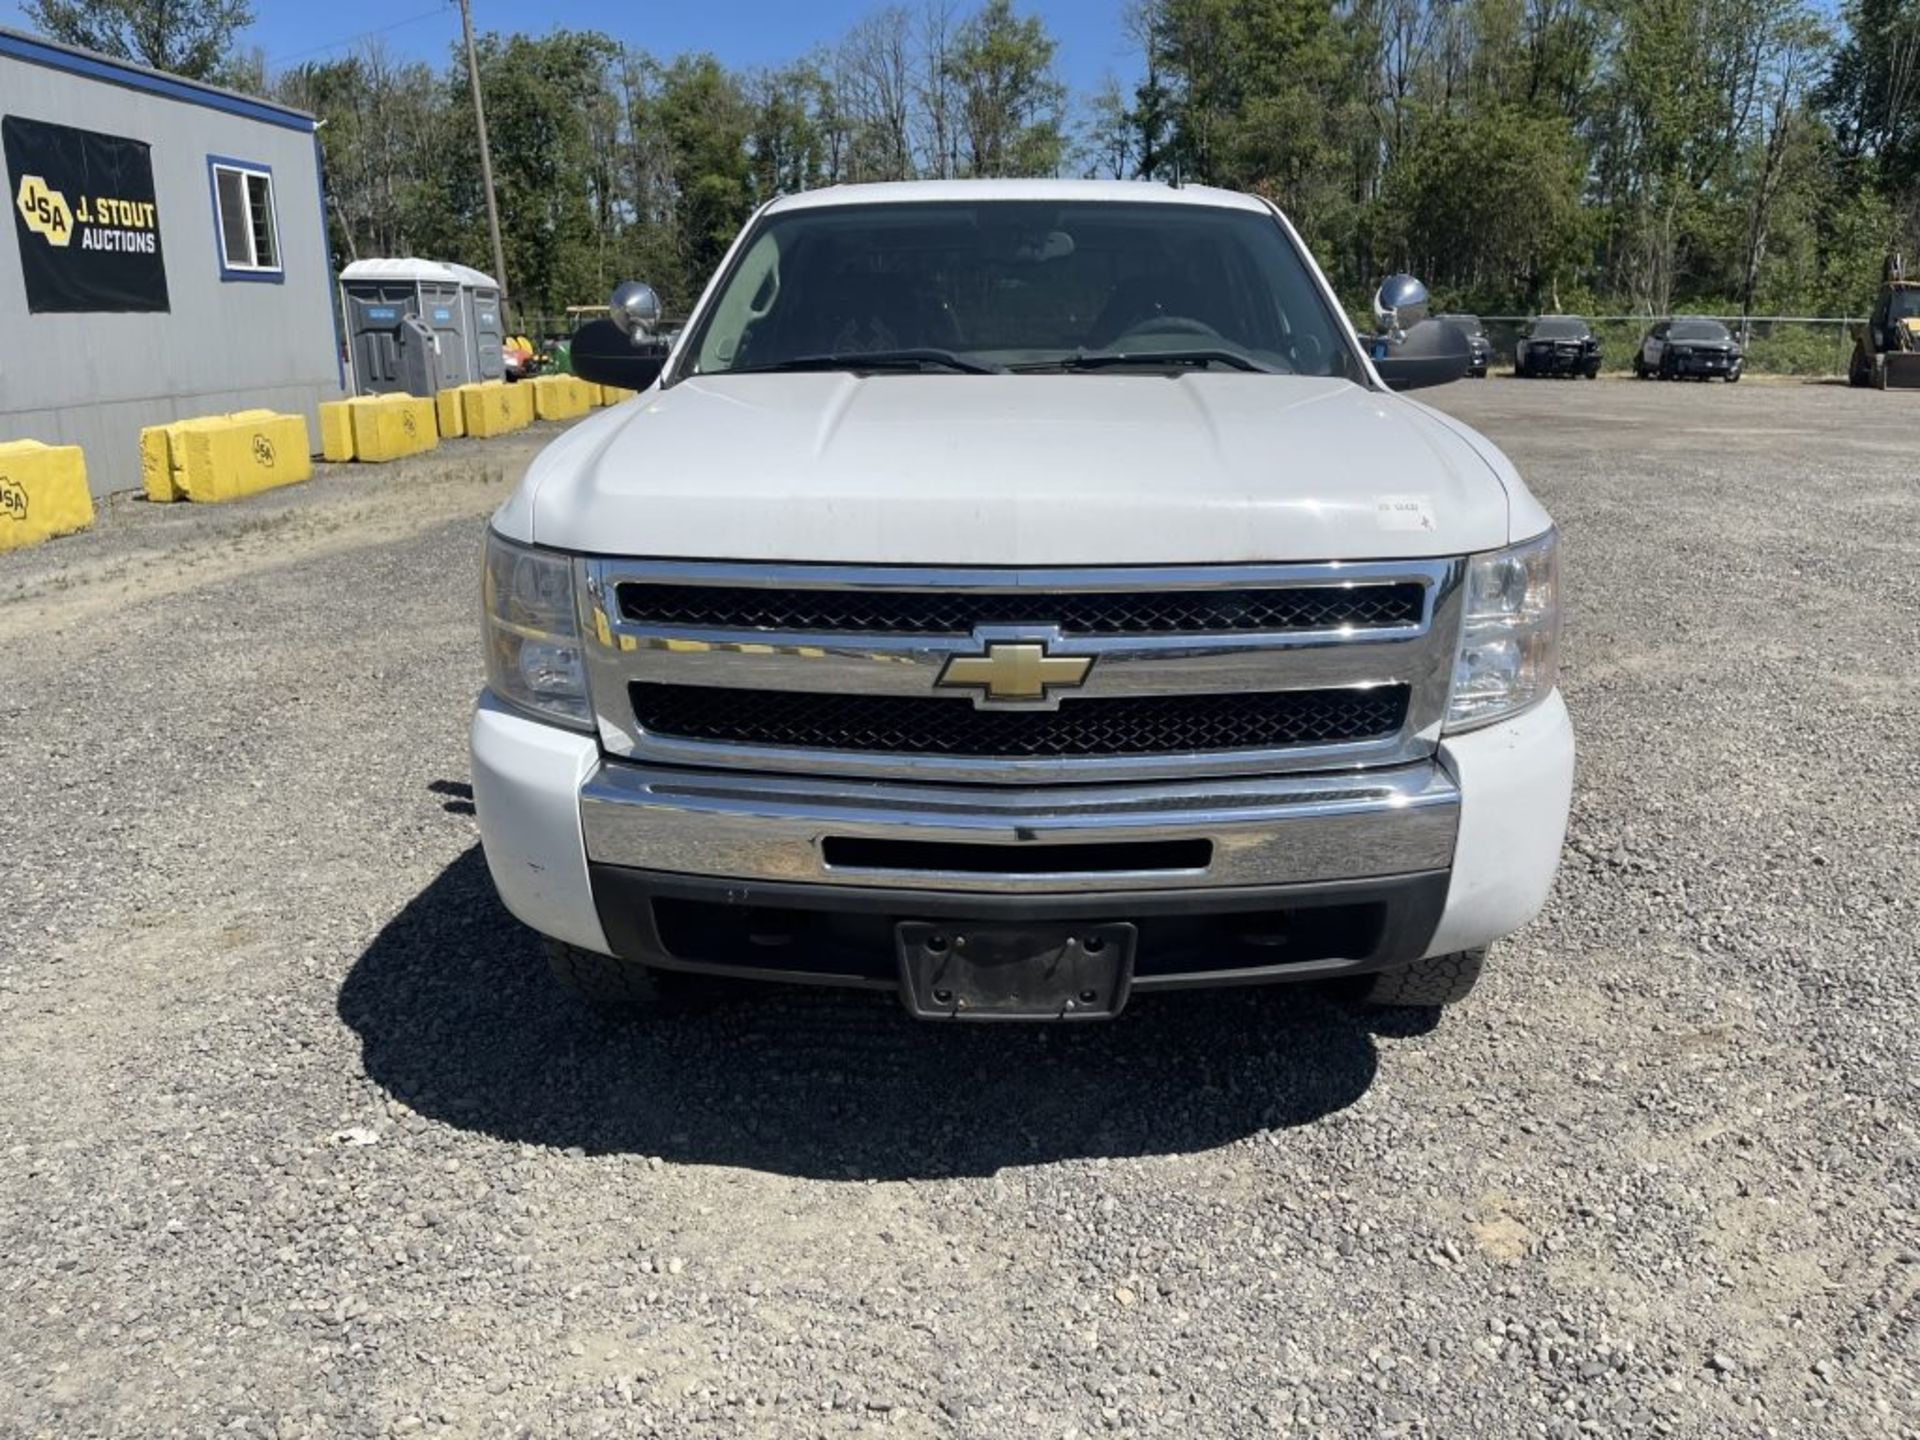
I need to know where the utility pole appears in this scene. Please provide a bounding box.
[459,0,511,327]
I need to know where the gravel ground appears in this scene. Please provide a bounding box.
[2,382,1915,1438]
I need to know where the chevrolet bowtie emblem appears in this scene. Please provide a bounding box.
[937,639,1094,704]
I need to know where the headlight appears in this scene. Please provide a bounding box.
[1446,529,1560,732]
[482,530,592,729]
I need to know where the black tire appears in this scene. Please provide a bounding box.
[544,937,661,1015]
[1848,347,1871,388]
[1363,947,1487,1007]
[545,938,761,1018]
[1725,371,1739,383]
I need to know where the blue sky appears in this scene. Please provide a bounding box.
[0,0,1143,97]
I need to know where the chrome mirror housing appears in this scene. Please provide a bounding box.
[609,281,662,339]
[1372,274,1430,342]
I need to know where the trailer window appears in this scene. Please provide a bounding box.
[210,160,281,279]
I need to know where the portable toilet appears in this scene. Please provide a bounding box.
[446,263,506,383]
[339,258,468,397]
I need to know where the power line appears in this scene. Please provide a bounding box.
[264,4,452,70]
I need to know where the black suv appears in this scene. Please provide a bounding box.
[1634,317,1743,381]
[1441,315,1492,378]
[1515,316,1601,379]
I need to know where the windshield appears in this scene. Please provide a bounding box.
[1669,319,1730,341]
[679,200,1362,381]
[1890,288,1920,322]
[1530,317,1589,339]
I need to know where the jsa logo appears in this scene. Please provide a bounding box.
[14,174,73,248]
[0,476,27,522]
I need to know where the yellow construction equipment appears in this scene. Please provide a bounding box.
[1848,255,1920,391]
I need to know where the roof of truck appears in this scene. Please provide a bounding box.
[763,180,1272,215]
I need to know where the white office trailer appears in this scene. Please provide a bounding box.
[339,257,505,397]
[0,27,345,496]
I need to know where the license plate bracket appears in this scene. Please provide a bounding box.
[896,921,1135,1021]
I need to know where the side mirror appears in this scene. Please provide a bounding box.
[570,318,669,392]
[609,280,662,338]
[1373,317,1473,392]
[1371,273,1430,340]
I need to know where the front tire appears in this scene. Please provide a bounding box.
[1364,947,1486,1007]
[545,938,661,1015]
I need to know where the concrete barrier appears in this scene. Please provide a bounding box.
[140,411,312,503]
[530,374,593,421]
[318,401,355,462]
[0,439,94,552]
[597,385,638,406]
[434,389,467,439]
[460,381,533,438]
[347,394,438,463]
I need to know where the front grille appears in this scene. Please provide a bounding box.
[618,582,1424,636]
[631,683,1408,758]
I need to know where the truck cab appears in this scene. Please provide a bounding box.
[472,181,1572,1022]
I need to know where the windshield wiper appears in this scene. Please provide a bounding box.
[729,349,1002,375]
[1013,348,1278,375]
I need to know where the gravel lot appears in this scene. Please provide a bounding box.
[2,382,1916,1439]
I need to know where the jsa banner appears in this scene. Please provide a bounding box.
[5,114,169,313]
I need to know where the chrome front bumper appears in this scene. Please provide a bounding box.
[578,759,1460,894]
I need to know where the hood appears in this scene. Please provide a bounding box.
[503,373,1521,565]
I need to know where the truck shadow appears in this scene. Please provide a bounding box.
[338,846,1426,1180]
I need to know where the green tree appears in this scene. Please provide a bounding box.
[25,0,253,81]
[421,31,623,317]
[1379,106,1590,309]
[749,61,836,200]
[947,0,1067,176]
[277,47,447,265]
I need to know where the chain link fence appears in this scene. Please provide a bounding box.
[1477,316,1864,378]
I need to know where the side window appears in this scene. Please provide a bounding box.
[1652,323,1668,341]
[696,229,782,372]
[208,158,281,280]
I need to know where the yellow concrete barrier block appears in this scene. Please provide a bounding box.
[141,410,308,501]
[140,416,225,501]
[347,394,438,463]
[173,412,313,502]
[318,401,355,462]
[531,374,592,421]
[0,440,93,551]
[434,389,466,439]
[598,384,636,406]
[141,421,181,501]
[506,382,535,427]
[461,382,527,438]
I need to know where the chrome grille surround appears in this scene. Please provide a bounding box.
[579,559,1465,784]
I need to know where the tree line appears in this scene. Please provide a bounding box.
[23,0,1920,321]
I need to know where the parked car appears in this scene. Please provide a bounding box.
[1441,314,1492,377]
[475,180,1571,1022]
[1515,316,1601,378]
[1635,317,1743,381]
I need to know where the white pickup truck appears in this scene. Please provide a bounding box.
[472,180,1572,1021]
